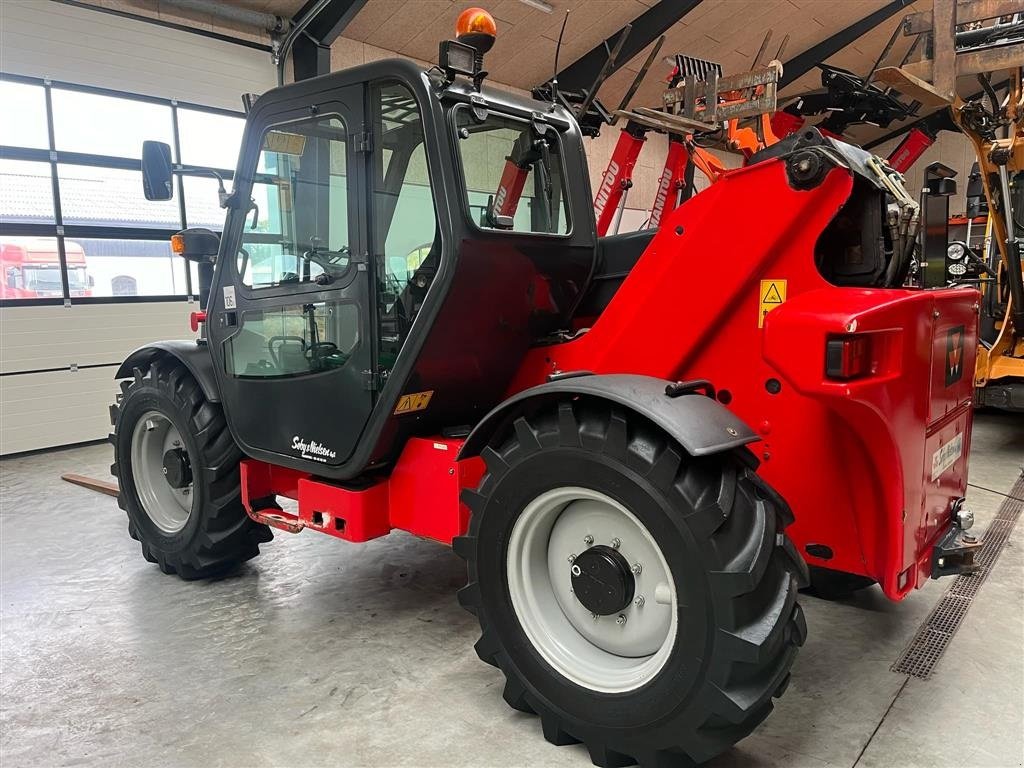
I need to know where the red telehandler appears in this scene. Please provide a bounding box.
[111,8,980,767]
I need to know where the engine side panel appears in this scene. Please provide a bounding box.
[510,156,980,599]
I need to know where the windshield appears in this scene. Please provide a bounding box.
[238,115,349,290]
[454,108,570,235]
[23,265,64,292]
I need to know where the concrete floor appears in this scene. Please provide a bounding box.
[1,413,1021,768]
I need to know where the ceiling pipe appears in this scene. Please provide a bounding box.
[158,0,289,35]
[276,0,333,85]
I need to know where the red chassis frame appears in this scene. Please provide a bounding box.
[241,155,978,602]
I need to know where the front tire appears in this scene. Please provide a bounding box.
[455,400,808,767]
[110,358,271,579]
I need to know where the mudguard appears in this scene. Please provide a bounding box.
[114,340,221,403]
[459,373,759,459]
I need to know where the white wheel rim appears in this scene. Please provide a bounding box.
[506,487,678,693]
[130,410,194,534]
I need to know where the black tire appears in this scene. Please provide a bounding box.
[454,399,809,767]
[109,357,271,579]
[805,566,875,600]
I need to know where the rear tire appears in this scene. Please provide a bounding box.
[455,399,808,767]
[110,358,271,579]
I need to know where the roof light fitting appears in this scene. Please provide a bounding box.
[518,0,554,14]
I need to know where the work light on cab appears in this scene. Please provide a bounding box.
[439,7,496,87]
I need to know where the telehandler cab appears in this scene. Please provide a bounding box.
[112,8,980,766]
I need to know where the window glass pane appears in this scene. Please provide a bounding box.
[0,237,67,300]
[51,89,173,159]
[225,302,359,378]
[455,109,570,234]
[373,83,438,368]
[182,176,227,230]
[68,238,185,297]
[0,159,55,224]
[177,108,245,170]
[58,165,180,229]
[240,116,349,289]
[183,177,277,233]
[0,81,49,149]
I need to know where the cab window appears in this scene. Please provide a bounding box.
[454,108,570,235]
[371,82,438,370]
[238,115,350,290]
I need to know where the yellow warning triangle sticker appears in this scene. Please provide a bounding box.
[758,279,787,328]
[762,283,784,304]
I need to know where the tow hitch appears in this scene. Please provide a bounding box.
[931,504,982,579]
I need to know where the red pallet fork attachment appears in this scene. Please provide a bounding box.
[241,437,485,545]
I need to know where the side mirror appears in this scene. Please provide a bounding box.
[141,140,174,201]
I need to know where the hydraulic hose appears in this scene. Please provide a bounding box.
[996,165,1024,332]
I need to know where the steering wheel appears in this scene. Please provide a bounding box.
[301,245,351,271]
[267,335,306,369]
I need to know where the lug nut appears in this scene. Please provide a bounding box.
[631,563,642,575]
[567,554,576,563]
[611,537,621,549]
[616,614,627,626]
[583,534,594,546]
[634,596,645,608]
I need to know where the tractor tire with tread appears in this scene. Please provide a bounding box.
[110,357,271,579]
[455,399,808,767]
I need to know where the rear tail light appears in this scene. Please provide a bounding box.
[826,334,872,380]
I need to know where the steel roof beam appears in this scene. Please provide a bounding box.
[780,0,914,89]
[554,0,705,94]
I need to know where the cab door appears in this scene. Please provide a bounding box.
[207,86,373,469]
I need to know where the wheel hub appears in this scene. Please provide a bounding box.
[571,545,635,615]
[162,448,192,489]
[130,410,194,534]
[506,486,677,693]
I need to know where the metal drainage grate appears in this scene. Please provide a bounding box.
[891,473,1024,679]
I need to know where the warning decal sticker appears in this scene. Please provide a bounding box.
[759,279,787,328]
[394,390,434,415]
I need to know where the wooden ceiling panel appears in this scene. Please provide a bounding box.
[100,0,946,146]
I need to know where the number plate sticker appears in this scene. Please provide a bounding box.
[222,285,236,309]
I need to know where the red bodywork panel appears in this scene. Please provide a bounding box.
[241,438,484,546]
[242,155,977,602]
[512,159,979,600]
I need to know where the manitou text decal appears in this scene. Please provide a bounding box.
[649,164,674,227]
[930,433,963,481]
[945,325,965,386]
[291,436,336,462]
[594,160,620,219]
